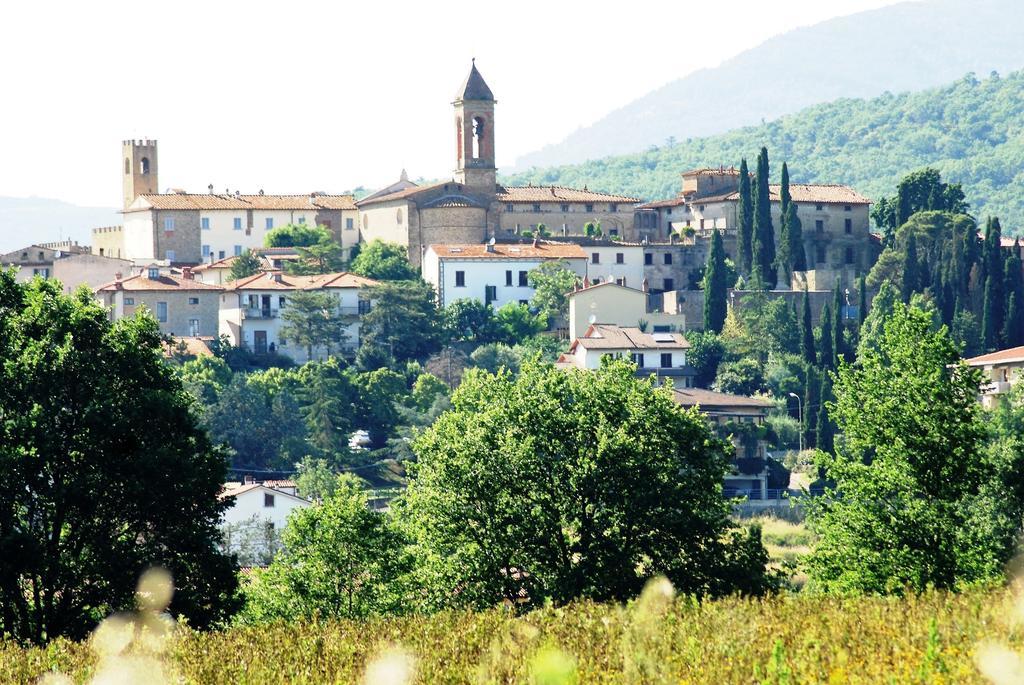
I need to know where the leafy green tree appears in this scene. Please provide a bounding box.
[686,330,726,388]
[527,260,582,324]
[351,240,417,281]
[443,298,496,342]
[807,303,1024,593]
[703,229,728,333]
[713,357,766,396]
[858,281,897,357]
[359,280,444,364]
[352,367,406,448]
[402,360,773,610]
[583,221,603,238]
[295,457,340,501]
[238,475,410,624]
[178,355,233,404]
[753,147,776,289]
[297,360,356,459]
[492,302,545,344]
[951,304,984,357]
[285,241,346,275]
[265,223,333,248]
[1003,240,1024,347]
[736,158,753,276]
[470,342,522,375]
[229,249,264,280]
[280,290,349,361]
[408,372,449,412]
[779,161,791,216]
[207,374,307,470]
[0,274,238,642]
[801,288,816,365]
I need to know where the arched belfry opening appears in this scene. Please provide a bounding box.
[140,157,150,175]
[472,116,485,160]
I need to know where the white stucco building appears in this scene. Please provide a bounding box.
[558,323,692,383]
[219,481,311,566]
[422,241,587,309]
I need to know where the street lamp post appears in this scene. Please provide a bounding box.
[788,392,804,453]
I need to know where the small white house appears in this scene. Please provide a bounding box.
[219,482,312,566]
[558,323,694,385]
[422,241,587,310]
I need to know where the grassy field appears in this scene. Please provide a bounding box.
[5,582,1022,684]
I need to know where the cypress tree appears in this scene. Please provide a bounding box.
[819,301,834,370]
[1003,240,1024,346]
[1004,293,1023,348]
[832,280,845,363]
[736,158,753,276]
[804,365,820,449]
[703,229,728,333]
[901,231,918,303]
[778,208,791,287]
[982,273,999,351]
[857,274,868,327]
[801,287,816,365]
[816,372,834,454]
[788,203,807,272]
[987,218,1005,339]
[753,147,777,289]
[780,162,792,216]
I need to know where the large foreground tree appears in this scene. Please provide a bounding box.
[402,359,773,611]
[807,302,1024,593]
[0,273,238,643]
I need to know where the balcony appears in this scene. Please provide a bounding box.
[981,380,1013,395]
[243,308,279,319]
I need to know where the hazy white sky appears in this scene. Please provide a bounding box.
[2,0,905,207]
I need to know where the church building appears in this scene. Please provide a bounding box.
[356,61,641,268]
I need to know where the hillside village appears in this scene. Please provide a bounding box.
[5,56,1024,678]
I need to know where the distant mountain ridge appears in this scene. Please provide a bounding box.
[0,197,119,253]
[513,0,1024,170]
[503,69,1024,231]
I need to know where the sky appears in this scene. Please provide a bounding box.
[1,0,906,208]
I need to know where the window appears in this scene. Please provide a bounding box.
[700,219,705,229]
[124,297,135,305]
[156,302,168,323]
[298,216,306,224]
[165,250,176,262]
[140,157,150,174]
[506,203,514,212]
[585,203,594,212]
[615,277,626,286]
[233,217,242,230]
[266,217,275,230]
[455,270,465,287]
[644,253,653,265]
[505,270,513,286]
[610,229,618,237]
[591,252,600,264]
[652,325,670,333]
[610,204,618,213]
[218,250,225,259]
[816,204,823,211]
[345,217,354,230]
[163,217,175,231]
[615,252,624,264]
[518,270,528,287]
[264,493,275,508]
[844,205,852,212]
[663,278,674,291]
[631,352,645,367]
[484,285,497,305]
[201,217,210,230]
[519,299,529,305]
[202,245,211,258]
[699,205,706,212]
[845,247,855,265]
[816,244,826,263]
[663,252,672,265]
[815,219,824,233]
[560,203,569,212]
[148,267,160,279]
[32,268,50,278]
[532,203,541,212]
[844,218,853,234]
[234,245,242,256]
[279,296,286,308]
[358,300,372,314]
[660,353,673,368]
[188,297,199,305]
[189,319,199,336]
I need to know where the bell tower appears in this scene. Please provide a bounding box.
[123,139,158,209]
[453,60,496,193]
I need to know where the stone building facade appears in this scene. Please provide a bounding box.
[95,266,223,337]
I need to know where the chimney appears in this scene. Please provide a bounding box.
[208,184,214,194]
[244,475,254,485]
[114,272,122,282]
[583,276,590,288]
[641,278,649,293]
[182,266,193,280]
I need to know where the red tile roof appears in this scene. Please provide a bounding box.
[497,185,640,204]
[964,345,1024,366]
[427,242,587,260]
[96,273,224,292]
[682,167,741,177]
[570,324,690,351]
[695,184,870,205]
[130,193,357,212]
[672,388,775,410]
[223,271,379,291]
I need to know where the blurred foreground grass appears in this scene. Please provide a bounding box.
[4,583,1021,684]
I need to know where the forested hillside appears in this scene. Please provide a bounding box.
[506,70,1024,231]
[513,0,1024,169]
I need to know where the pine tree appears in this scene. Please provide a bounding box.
[703,229,728,333]
[736,158,753,276]
[901,231,918,303]
[753,148,777,289]
[832,281,845,364]
[857,274,868,327]
[801,287,816,365]
[819,301,834,370]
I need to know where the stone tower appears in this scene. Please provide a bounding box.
[122,139,158,209]
[453,60,496,193]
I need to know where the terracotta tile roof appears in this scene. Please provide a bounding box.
[223,271,379,291]
[427,241,587,260]
[164,336,216,358]
[130,192,357,212]
[497,185,641,204]
[540,237,646,247]
[570,324,690,351]
[96,273,224,292]
[964,345,1024,366]
[693,184,870,205]
[636,196,688,210]
[192,248,301,272]
[355,182,449,206]
[682,167,741,177]
[672,388,775,410]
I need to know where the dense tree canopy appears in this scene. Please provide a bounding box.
[264,224,333,248]
[350,240,417,281]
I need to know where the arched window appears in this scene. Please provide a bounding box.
[472,116,485,160]
[124,158,130,175]
[140,157,150,175]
